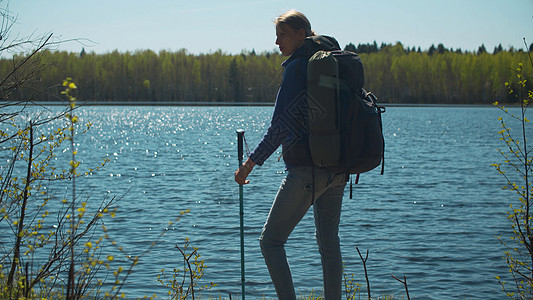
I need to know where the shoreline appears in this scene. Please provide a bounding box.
[2,101,503,108]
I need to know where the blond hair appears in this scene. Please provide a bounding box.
[275,10,316,37]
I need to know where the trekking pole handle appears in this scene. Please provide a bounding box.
[237,129,245,164]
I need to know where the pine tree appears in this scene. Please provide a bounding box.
[344,43,357,53]
[493,43,503,54]
[428,44,436,55]
[437,43,447,54]
[478,44,487,54]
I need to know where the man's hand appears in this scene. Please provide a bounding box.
[235,158,255,185]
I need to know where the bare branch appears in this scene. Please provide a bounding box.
[391,274,411,300]
[356,247,371,300]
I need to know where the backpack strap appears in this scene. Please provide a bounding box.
[349,176,352,199]
[312,165,316,204]
[347,173,360,199]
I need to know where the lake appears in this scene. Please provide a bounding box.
[0,105,524,299]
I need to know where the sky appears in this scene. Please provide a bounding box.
[7,0,533,55]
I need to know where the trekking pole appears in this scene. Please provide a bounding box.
[236,129,246,299]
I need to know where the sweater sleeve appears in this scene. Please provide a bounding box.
[249,58,307,166]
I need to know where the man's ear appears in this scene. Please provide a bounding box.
[298,28,306,40]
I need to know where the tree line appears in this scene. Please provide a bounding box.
[2,42,532,104]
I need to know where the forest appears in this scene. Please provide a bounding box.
[1,41,532,105]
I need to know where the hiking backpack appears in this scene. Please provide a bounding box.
[307,49,385,187]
